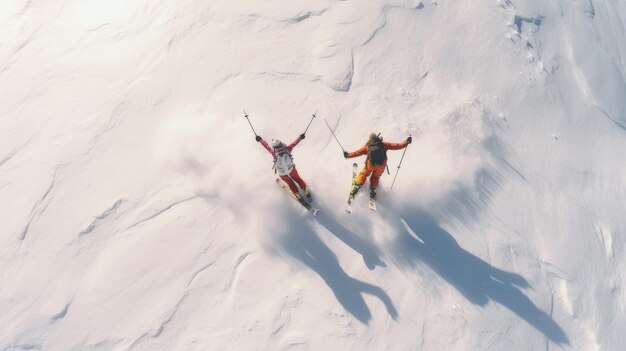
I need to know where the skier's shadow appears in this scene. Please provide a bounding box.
[316,212,386,270]
[393,209,569,345]
[277,212,398,324]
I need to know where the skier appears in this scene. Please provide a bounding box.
[256,133,312,202]
[343,133,412,201]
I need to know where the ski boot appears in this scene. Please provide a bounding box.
[303,187,313,202]
[348,184,361,203]
[369,187,377,211]
[369,187,377,200]
[345,184,361,214]
[294,193,311,209]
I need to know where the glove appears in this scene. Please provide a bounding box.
[343,151,349,158]
[406,136,412,144]
[255,135,261,142]
[300,133,305,140]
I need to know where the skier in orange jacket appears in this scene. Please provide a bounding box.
[343,133,412,200]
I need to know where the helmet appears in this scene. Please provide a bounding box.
[369,132,382,141]
[272,139,285,148]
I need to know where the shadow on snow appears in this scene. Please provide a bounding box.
[315,211,386,270]
[391,208,569,346]
[276,209,398,324]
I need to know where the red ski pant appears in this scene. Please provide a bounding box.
[280,167,307,195]
[355,162,385,189]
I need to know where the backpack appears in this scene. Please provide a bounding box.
[368,137,387,166]
[273,147,294,175]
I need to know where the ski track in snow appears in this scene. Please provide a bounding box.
[124,195,200,231]
[79,199,123,236]
[596,105,626,131]
[128,260,217,350]
[50,302,71,323]
[18,174,56,241]
[224,252,252,306]
[0,140,30,169]
[595,223,614,259]
[242,8,330,25]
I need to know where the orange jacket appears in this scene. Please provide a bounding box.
[346,139,409,168]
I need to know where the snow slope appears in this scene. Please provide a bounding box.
[1,0,625,350]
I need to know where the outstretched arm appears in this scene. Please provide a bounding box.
[287,134,304,151]
[383,140,409,150]
[258,137,276,158]
[346,144,369,158]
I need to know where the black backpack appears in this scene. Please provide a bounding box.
[368,137,387,166]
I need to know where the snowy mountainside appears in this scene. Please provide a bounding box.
[1,0,625,350]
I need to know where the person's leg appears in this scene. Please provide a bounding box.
[355,165,373,186]
[369,165,386,199]
[369,165,385,188]
[351,165,372,198]
[289,167,307,190]
[279,174,300,196]
[289,167,312,200]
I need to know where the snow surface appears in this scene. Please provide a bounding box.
[1,0,625,350]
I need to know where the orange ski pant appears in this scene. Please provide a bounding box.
[355,163,386,189]
[280,167,307,195]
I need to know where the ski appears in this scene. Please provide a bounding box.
[276,179,320,216]
[345,163,359,214]
[369,198,377,211]
[304,191,313,203]
[369,187,378,211]
[345,202,353,214]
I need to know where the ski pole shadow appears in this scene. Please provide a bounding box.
[276,211,398,324]
[315,211,386,270]
[391,208,569,346]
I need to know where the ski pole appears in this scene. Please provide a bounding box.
[323,118,346,152]
[303,110,317,135]
[243,110,259,137]
[390,134,411,190]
